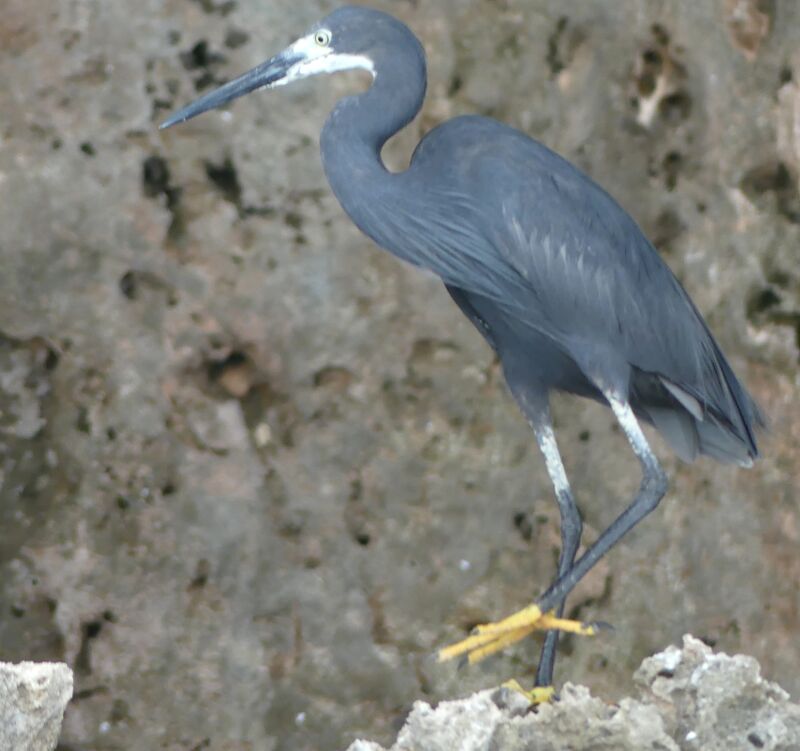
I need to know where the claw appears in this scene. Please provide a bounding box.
[502,679,555,705]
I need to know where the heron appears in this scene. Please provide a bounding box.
[161,6,763,697]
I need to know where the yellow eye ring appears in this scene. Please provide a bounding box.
[314,29,331,46]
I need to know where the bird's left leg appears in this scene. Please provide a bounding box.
[532,419,582,690]
[508,413,583,703]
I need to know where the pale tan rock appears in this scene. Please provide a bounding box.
[0,662,73,751]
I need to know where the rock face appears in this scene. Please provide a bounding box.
[0,0,798,749]
[0,662,73,751]
[348,636,800,751]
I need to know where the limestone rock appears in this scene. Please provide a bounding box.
[0,662,73,751]
[347,637,800,751]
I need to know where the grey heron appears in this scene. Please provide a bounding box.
[161,5,763,695]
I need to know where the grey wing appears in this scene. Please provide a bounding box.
[482,154,762,460]
[492,162,702,377]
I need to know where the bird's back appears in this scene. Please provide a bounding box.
[407,115,763,465]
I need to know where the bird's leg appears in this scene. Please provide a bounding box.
[438,396,589,671]
[532,421,582,689]
[438,393,666,666]
[532,394,668,615]
[505,417,582,704]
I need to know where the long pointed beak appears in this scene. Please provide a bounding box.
[159,48,303,129]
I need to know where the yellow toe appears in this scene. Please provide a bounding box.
[438,605,597,665]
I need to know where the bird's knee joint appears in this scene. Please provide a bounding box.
[644,467,668,500]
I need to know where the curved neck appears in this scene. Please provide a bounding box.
[320,46,426,246]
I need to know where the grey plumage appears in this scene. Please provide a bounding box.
[162,5,763,688]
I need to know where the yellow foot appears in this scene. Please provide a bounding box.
[502,679,555,705]
[437,604,597,665]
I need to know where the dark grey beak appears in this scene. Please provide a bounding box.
[159,48,303,129]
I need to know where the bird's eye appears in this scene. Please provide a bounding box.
[314,30,331,47]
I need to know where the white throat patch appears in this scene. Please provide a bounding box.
[269,32,375,88]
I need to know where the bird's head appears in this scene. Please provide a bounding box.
[160,6,422,129]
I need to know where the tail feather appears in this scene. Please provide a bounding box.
[696,416,754,467]
[646,406,699,463]
[643,403,756,467]
[632,353,763,467]
[711,344,764,457]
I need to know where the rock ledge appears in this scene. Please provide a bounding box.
[348,636,800,751]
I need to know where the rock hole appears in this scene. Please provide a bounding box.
[650,23,670,46]
[651,209,684,252]
[111,698,130,723]
[313,365,354,391]
[748,733,765,748]
[75,407,90,434]
[746,287,781,318]
[180,40,224,71]
[205,157,242,207]
[191,0,237,16]
[119,271,137,300]
[284,211,303,230]
[75,620,103,674]
[642,48,662,66]
[193,71,216,91]
[142,155,171,198]
[658,90,692,123]
[513,511,533,541]
[662,150,682,190]
[225,28,249,49]
[43,346,59,371]
[740,161,800,223]
[741,161,791,195]
[142,155,183,238]
[208,351,255,398]
[766,268,789,287]
[80,141,96,156]
[189,559,210,589]
[546,16,569,76]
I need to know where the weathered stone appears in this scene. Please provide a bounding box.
[0,662,73,751]
[347,637,800,751]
